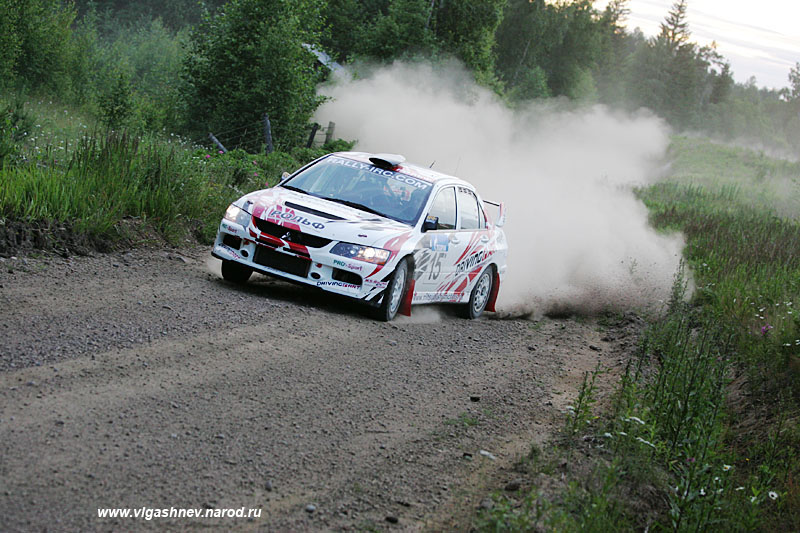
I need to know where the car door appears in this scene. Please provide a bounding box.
[413,186,469,301]
[443,187,493,298]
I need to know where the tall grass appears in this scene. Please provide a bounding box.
[0,99,349,249]
[639,177,800,530]
[478,138,800,531]
[3,131,216,239]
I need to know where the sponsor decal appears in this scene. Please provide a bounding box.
[364,279,389,289]
[455,250,492,273]
[218,243,242,260]
[413,248,442,281]
[316,280,360,290]
[333,259,364,272]
[430,234,449,252]
[415,292,462,303]
[328,156,431,190]
[268,209,325,230]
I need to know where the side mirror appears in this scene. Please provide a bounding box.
[272,171,291,188]
[422,215,439,232]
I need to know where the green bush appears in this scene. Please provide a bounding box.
[180,0,327,151]
[0,100,32,166]
[97,71,134,129]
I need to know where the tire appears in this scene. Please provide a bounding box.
[373,258,410,322]
[461,267,493,319]
[221,259,252,284]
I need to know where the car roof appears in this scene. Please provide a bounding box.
[333,152,476,190]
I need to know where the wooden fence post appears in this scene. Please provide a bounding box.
[262,113,274,154]
[324,121,335,145]
[306,123,320,148]
[208,133,227,154]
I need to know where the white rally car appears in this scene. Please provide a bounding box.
[211,152,507,321]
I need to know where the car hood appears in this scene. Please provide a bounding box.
[241,187,412,247]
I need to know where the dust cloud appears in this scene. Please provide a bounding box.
[316,61,685,317]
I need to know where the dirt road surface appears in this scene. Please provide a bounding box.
[0,246,638,531]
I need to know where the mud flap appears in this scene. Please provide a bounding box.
[485,271,500,313]
[399,279,414,316]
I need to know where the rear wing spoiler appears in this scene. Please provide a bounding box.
[483,200,506,228]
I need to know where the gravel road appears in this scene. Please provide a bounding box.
[0,246,639,531]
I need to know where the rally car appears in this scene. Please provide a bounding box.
[211,152,508,321]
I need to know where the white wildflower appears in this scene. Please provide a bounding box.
[769,491,778,500]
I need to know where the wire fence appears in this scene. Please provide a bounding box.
[196,120,336,154]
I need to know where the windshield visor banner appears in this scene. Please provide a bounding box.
[327,156,432,190]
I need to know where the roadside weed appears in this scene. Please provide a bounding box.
[477,139,800,531]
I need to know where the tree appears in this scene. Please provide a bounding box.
[0,0,79,95]
[320,0,372,61]
[431,0,507,85]
[659,0,690,51]
[788,62,800,102]
[593,0,631,103]
[180,0,326,150]
[625,0,736,129]
[71,0,228,32]
[496,0,602,101]
[359,0,434,61]
[0,0,21,87]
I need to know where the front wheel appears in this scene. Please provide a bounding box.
[461,267,493,319]
[373,258,410,322]
[221,259,252,284]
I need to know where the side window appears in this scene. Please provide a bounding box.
[457,188,482,230]
[428,187,456,230]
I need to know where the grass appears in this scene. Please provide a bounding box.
[477,137,800,531]
[445,412,480,428]
[0,97,352,251]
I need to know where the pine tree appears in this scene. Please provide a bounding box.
[659,0,690,51]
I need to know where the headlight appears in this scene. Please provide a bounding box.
[224,204,251,227]
[331,243,392,265]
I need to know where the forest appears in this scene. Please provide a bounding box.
[1,0,799,156]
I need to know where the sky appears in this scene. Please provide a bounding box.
[595,0,800,90]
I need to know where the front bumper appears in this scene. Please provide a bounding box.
[212,220,390,302]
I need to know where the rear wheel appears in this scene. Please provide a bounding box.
[461,267,493,319]
[374,258,409,322]
[221,259,252,284]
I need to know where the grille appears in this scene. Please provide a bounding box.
[332,268,362,286]
[222,234,241,249]
[253,218,332,248]
[253,246,310,278]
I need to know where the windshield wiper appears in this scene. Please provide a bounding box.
[280,184,309,195]
[325,198,385,217]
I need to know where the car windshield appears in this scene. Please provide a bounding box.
[280,155,434,225]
